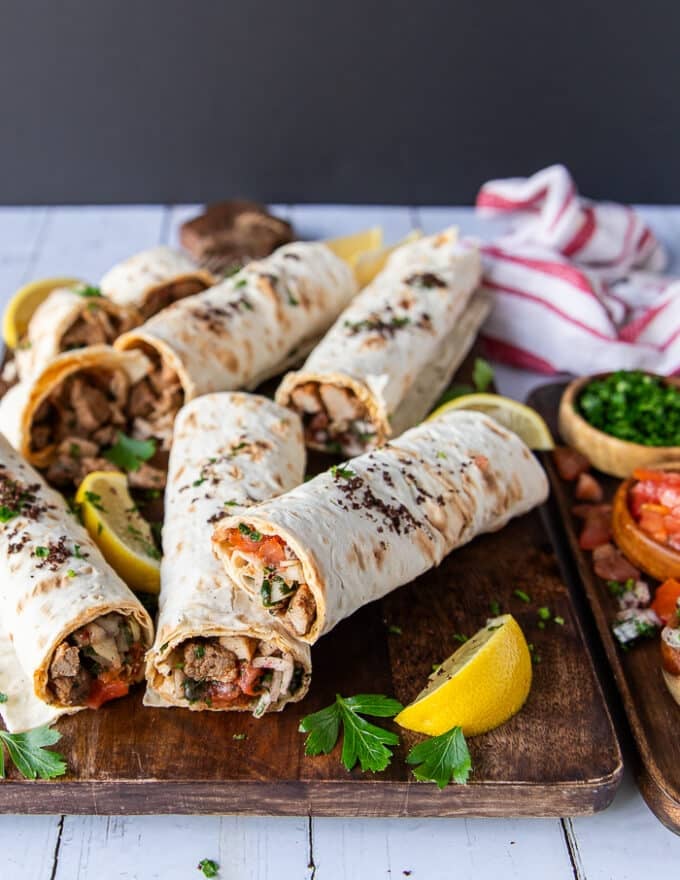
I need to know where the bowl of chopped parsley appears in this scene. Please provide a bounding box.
[558,371,680,478]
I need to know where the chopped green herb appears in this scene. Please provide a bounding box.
[160,642,169,652]
[436,451,447,459]
[69,443,81,459]
[238,522,262,542]
[406,726,471,788]
[73,544,84,559]
[330,464,356,480]
[577,370,680,446]
[434,384,474,408]
[103,432,156,473]
[198,859,219,878]
[224,500,238,507]
[193,477,207,487]
[74,284,102,298]
[299,694,403,773]
[513,589,531,603]
[194,645,205,659]
[387,625,402,636]
[537,621,546,630]
[554,616,565,626]
[528,643,541,665]
[0,693,7,703]
[97,522,103,535]
[537,606,551,621]
[66,569,77,578]
[431,664,441,673]
[472,357,494,392]
[85,491,105,511]
[232,733,247,741]
[34,546,49,559]
[452,633,468,644]
[487,623,503,631]
[234,278,248,289]
[489,600,501,616]
[0,725,67,780]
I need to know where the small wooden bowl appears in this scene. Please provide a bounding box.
[558,373,680,478]
[612,462,680,581]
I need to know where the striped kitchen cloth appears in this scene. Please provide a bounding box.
[475,164,680,374]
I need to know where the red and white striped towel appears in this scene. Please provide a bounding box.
[474,164,680,375]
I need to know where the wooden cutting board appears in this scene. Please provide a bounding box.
[0,365,623,816]
[530,382,680,835]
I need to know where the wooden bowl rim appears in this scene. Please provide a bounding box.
[613,469,680,570]
[561,372,680,456]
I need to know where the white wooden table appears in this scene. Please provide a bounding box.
[1,204,679,879]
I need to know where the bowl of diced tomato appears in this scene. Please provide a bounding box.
[612,465,680,581]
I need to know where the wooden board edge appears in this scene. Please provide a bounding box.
[0,772,623,817]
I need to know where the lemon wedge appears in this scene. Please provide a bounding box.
[324,228,383,265]
[429,393,554,450]
[76,471,161,594]
[353,230,423,287]
[3,277,82,348]
[395,614,532,736]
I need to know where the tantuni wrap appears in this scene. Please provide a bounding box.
[213,410,548,644]
[15,285,141,381]
[114,241,358,403]
[276,229,487,455]
[0,433,153,732]
[0,345,178,490]
[145,392,311,715]
[100,246,215,318]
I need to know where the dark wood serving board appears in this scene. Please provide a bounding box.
[531,382,680,835]
[0,363,623,816]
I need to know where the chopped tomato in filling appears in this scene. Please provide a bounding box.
[226,528,287,565]
[86,679,130,709]
[629,469,680,551]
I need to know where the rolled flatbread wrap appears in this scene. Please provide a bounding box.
[16,285,141,381]
[0,434,153,732]
[213,410,549,643]
[0,345,176,490]
[145,392,311,715]
[276,229,485,455]
[114,242,357,404]
[100,246,215,318]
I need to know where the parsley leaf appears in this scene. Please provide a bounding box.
[0,692,7,703]
[406,726,471,788]
[472,357,494,392]
[74,284,102,298]
[238,522,262,542]
[0,725,67,780]
[434,384,474,408]
[299,694,403,773]
[103,432,156,472]
[197,858,219,877]
[330,465,356,480]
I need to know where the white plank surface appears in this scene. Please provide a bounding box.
[0,204,680,880]
[312,816,574,880]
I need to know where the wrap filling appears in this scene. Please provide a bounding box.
[157,635,305,716]
[289,381,375,455]
[222,525,317,638]
[48,612,145,708]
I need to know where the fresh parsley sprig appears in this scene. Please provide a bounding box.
[406,726,471,788]
[299,694,403,773]
[434,357,495,407]
[0,724,67,780]
[103,432,156,473]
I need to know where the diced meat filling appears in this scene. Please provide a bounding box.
[141,278,208,319]
[224,528,317,637]
[48,612,145,707]
[60,303,138,351]
[30,357,182,488]
[289,381,376,455]
[164,636,303,716]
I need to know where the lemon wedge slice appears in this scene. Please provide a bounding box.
[395,614,532,737]
[76,471,161,594]
[324,228,383,265]
[429,392,554,450]
[353,230,423,287]
[3,277,82,348]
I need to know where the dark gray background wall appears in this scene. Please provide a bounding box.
[0,0,677,204]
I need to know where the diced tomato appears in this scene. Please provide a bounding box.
[651,579,680,624]
[239,664,265,697]
[592,543,640,582]
[575,472,603,502]
[207,680,242,707]
[578,507,612,549]
[86,678,129,709]
[632,468,680,485]
[226,528,287,566]
[553,446,590,481]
